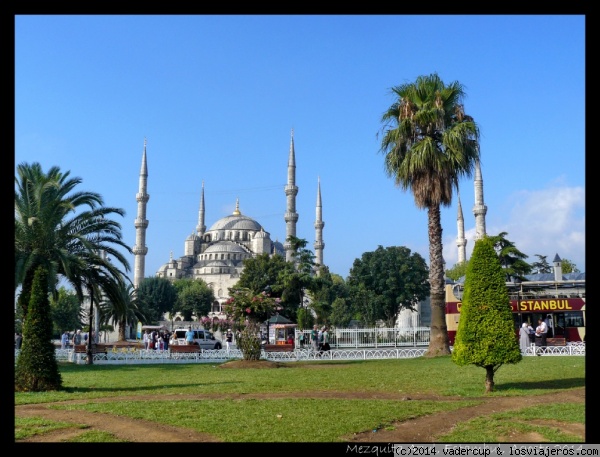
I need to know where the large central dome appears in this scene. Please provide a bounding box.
[208,214,262,232]
[207,199,263,232]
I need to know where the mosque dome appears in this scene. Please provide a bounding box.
[208,214,262,232]
[203,241,249,254]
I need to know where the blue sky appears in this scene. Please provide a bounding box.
[15,15,585,282]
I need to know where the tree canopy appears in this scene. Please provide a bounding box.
[451,236,522,393]
[347,246,429,327]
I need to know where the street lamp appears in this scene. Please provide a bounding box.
[264,285,272,344]
[86,284,94,365]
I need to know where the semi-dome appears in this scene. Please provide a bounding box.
[186,232,198,241]
[203,241,249,254]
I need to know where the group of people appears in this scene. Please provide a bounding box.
[310,325,330,354]
[143,329,171,350]
[519,318,549,355]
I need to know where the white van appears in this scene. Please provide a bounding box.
[170,328,222,350]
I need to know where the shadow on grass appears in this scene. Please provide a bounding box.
[59,381,241,394]
[495,377,585,392]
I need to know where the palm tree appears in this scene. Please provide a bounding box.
[15,162,132,380]
[378,73,480,356]
[99,279,147,342]
[15,162,132,314]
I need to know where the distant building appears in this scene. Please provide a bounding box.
[132,131,325,319]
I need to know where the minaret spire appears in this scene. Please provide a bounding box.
[473,158,487,241]
[456,192,467,263]
[196,180,206,236]
[284,129,299,262]
[314,176,325,272]
[133,138,150,288]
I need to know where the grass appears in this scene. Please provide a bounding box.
[438,403,584,443]
[14,356,585,442]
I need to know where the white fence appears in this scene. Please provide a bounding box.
[295,326,431,348]
[14,341,585,365]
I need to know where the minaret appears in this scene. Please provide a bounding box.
[472,158,487,241]
[456,192,467,263]
[133,139,150,288]
[196,181,206,237]
[284,129,299,262]
[314,176,325,271]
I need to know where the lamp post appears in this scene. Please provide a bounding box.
[86,284,94,365]
[264,285,272,344]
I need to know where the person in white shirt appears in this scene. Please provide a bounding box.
[535,318,548,355]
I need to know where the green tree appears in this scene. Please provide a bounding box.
[488,232,532,280]
[136,277,177,323]
[223,287,279,360]
[347,246,429,328]
[15,267,62,391]
[15,162,131,375]
[561,258,580,274]
[279,236,318,318]
[378,73,480,357]
[445,261,468,281]
[236,252,293,296]
[451,237,522,393]
[50,286,83,337]
[173,278,214,321]
[349,284,381,327]
[531,254,552,274]
[329,297,353,328]
[99,279,147,341]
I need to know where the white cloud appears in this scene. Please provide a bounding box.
[444,185,585,272]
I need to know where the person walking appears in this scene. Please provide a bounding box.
[519,322,530,354]
[310,325,319,353]
[15,332,23,350]
[61,330,69,349]
[185,326,195,345]
[225,329,233,352]
[317,327,324,356]
[535,318,548,355]
[73,329,82,347]
[321,326,330,353]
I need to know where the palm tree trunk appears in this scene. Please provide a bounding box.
[118,319,127,341]
[425,205,451,357]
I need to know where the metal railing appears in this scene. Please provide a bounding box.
[295,326,431,348]
[14,339,585,365]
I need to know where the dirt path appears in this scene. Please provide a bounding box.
[15,387,585,443]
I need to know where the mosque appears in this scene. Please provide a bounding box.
[130,132,582,331]
[131,131,325,317]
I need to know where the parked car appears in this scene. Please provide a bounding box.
[170,328,222,350]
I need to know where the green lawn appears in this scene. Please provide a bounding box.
[15,356,585,442]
